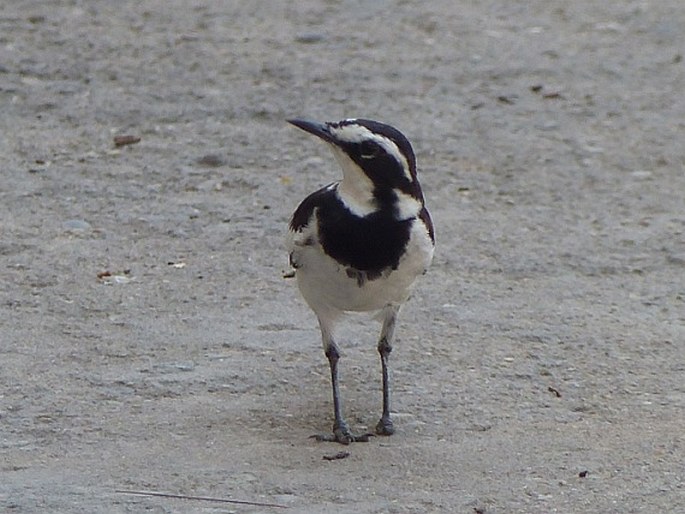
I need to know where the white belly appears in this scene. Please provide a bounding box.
[293,219,434,315]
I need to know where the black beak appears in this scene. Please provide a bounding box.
[287,119,335,144]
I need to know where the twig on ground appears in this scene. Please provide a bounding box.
[115,489,288,509]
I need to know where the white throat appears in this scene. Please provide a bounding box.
[331,146,377,217]
[329,144,423,220]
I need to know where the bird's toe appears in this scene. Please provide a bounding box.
[311,421,374,444]
[375,416,395,436]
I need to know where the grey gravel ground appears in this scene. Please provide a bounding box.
[1,1,684,513]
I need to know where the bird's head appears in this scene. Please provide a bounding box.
[288,118,424,217]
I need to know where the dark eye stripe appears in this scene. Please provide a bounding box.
[360,141,379,159]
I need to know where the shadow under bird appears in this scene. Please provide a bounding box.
[286,117,435,444]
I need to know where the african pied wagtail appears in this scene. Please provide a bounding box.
[286,118,435,444]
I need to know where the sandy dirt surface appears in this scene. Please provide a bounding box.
[1,1,684,512]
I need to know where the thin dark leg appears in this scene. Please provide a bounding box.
[326,344,350,441]
[313,324,372,444]
[376,337,395,435]
[376,306,398,436]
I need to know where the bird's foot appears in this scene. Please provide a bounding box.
[311,421,374,445]
[375,416,395,436]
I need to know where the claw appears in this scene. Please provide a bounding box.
[375,416,395,436]
[350,432,375,443]
[310,425,375,444]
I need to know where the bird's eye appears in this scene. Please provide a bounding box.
[360,141,379,159]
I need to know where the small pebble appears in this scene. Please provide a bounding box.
[63,219,91,231]
[631,170,652,180]
[196,154,226,167]
[295,32,325,44]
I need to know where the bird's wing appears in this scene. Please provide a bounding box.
[289,183,337,233]
[286,183,338,269]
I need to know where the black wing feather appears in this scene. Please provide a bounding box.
[289,184,335,232]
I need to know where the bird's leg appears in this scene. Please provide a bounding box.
[326,343,352,442]
[313,318,372,444]
[376,306,399,436]
[376,338,394,435]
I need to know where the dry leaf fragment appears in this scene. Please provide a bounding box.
[113,135,141,147]
[322,451,350,461]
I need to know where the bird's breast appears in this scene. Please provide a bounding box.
[291,214,433,313]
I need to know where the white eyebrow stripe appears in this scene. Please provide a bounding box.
[328,124,412,182]
[328,123,371,143]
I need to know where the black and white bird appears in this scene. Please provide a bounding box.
[286,118,435,444]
